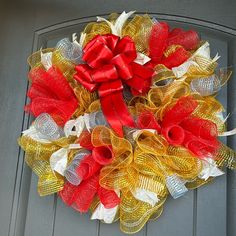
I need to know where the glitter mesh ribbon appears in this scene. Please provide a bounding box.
[18,136,75,196]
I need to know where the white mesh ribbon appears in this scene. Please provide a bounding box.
[97,11,135,36]
[64,149,91,185]
[172,61,197,78]
[64,116,85,137]
[56,37,83,64]
[34,113,63,140]
[91,203,118,224]
[50,148,68,176]
[198,158,224,181]
[190,74,221,96]
[190,68,229,96]
[22,125,51,143]
[166,174,188,199]
[132,188,160,207]
[88,111,108,129]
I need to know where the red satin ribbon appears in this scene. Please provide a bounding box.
[137,96,220,158]
[74,34,153,137]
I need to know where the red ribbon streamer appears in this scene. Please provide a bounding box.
[74,34,153,137]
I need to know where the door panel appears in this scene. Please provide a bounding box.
[1,2,236,236]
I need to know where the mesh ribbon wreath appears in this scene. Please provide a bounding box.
[18,11,236,234]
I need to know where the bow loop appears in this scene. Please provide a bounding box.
[111,54,133,80]
[83,36,114,68]
[74,34,154,136]
[114,36,137,62]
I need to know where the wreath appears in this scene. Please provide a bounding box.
[18,11,236,234]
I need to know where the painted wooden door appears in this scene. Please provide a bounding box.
[1,1,236,236]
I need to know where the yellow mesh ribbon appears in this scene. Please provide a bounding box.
[82,14,153,54]
[120,191,166,234]
[18,136,74,196]
[135,130,201,181]
[122,14,153,54]
[216,143,236,169]
[82,22,111,46]
[82,12,120,46]
[90,126,202,232]
[92,126,137,191]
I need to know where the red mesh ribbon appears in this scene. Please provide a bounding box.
[137,111,161,132]
[76,154,102,180]
[60,131,117,210]
[137,96,219,158]
[161,47,191,69]
[92,145,114,165]
[148,22,200,68]
[149,22,169,63]
[77,131,94,150]
[59,174,120,212]
[25,66,78,126]
[161,96,219,158]
[181,117,219,158]
[97,186,120,208]
[74,34,154,136]
[78,131,115,166]
[167,29,200,50]
[59,174,99,212]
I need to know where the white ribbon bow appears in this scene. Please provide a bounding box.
[97,11,135,36]
[40,50,52,71]
[50,148,68,176]
[198,158,224,181]
[91,203,118,223]
[132,188,159,207]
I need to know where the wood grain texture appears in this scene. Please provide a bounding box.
[0,1,235,236]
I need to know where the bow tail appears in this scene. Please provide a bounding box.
[99,81,135,137]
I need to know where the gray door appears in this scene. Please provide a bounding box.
[1,1,236,236]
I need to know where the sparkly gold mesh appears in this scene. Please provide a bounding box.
[122,14,153,54]
[83,22,111,46]
[120,192,166,234]
[18,136,74,196]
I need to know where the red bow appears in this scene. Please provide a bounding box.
[74,34,153,137]
[137,96,220,158]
